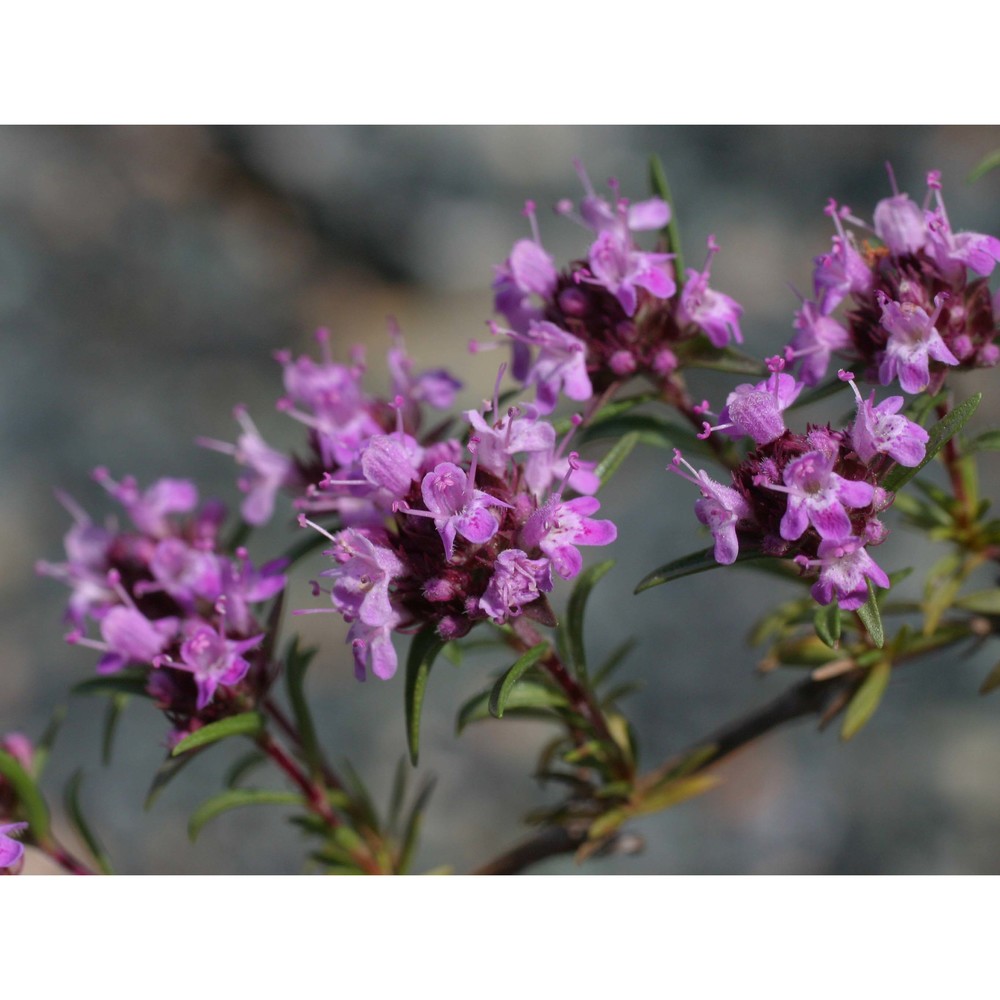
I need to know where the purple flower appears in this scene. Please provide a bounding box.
[520,495,617,579]
[93,469,198,538]
[788,301,851,387]
[359,432,424,500]
[198,406,294,527]
[585,228,675,317]
[843,374,929,467]
[773,450,875,542]
[478,549,553,623]
[387,326,462,410]
[465,406,555,485]
[873,192,927,256]
[347,620,399,682]
[0,822,28,871]
[717,372,802,446]
[925,172,1000,277]
[807,536,890,610]
[812,201,874,314]
[677,236,744,347]
[167,623,264,711]
[521,320,593,414]
[669,450,751,565]
[219,550,288,635]
[409,461,511,562]
[93,604,179,675]
[318,527,404,627]
[148,538,224,609]
[877,293,958,394]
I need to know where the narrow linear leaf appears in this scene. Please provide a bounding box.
[580,412,676,450]
[72,669,151,699]
[63,771,113,874]
[0,749,50,843]
[955,589,1000,615]
[101,693,129,766]
[457,682,568,733]
[488,642,550,719]
[967,429,1000,453]
[595,431,641,487]
[339,758,380,831]
[171,712,265,757]
[284,638,323,777]
[882,393,982,493]
[969,149,1000,183]
[980,661,1000,695]
[841,659,892,740]
[188,788,301,842]
[814,602,842,649]
[387,757,409,832]
[32,704,67,778]
[398,776,436,875]
[224,751,268,788]
[593,638,638,687]
[856,581,885,648]
[787,375,845,412]
[145,751,199,811]
[633,773,720,818]
[684,345,767,376]
[648,154,684,276]
[405,625,445,766]
[636,547,769,592]
[565,559,614,680]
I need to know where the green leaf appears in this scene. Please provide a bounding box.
[188,788,301,842]
[856,581,885,648]
[564,559,614,680]
[967,429,1000,453]
[63,771,113,874]
[405,625,445,766]
[786,375,845,412]
[488,642,550,719]
[581,412,676,450]
[635,547,770,592]
[144,751,199,810]
[980,661,1000,695]
[955,589,1000,615]
[284,638,323,778]
[595,431,641,487]
[224,751,268,788]
[0,749,50,843]
[814,602,842,649]
[101,693,129,766]
[683,346,767,376]
[398,776,436,875]
[32,704,67,778]
[841,659,891,740]
[593,638,638,687]
[969,149,1000,183]
[387,756,408,832]
[171,712,265,757]
[882,393,982,493]
[648,154,684,277]
[338,758,380,831]
[72,668,151,699]
[456,682,569,733]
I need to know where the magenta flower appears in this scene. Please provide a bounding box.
[925,172,1000,277]
[94,604,179,675]
[478,549,553,624]
[319,527,404,627]
[716,372,802,446]
[387,326,463,411]
[520,495,617,579]
[586,228,675,317]
[873,192,927,256]
[347,619,400,682]
[92,469,198,538]
[167,623,264,711]
[0,822,28,871]
[669,450,751,565]
[515,320,593,414]
[807,536,891,610]
[812,201,874,314]
[677,236,744,347]
[412,461,512,562]
[773,450,875,542]
[877,293,958,394]
[465,406,555,486]
[788,301,850,387]
[843,374,929,467]
[148,538,224,609]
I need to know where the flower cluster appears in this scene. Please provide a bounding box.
[785,168,1000,394]
[295,374,616,681]
[489,161,744,411]
[199,325,462,528]
[37,470,287,739]
[672,367,929,610]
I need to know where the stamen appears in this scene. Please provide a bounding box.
[297,513,338,544]
[522,200,542,245]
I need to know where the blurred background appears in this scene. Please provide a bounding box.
[3,125,1000,874]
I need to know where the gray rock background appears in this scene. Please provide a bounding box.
[4,125,1000,873]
